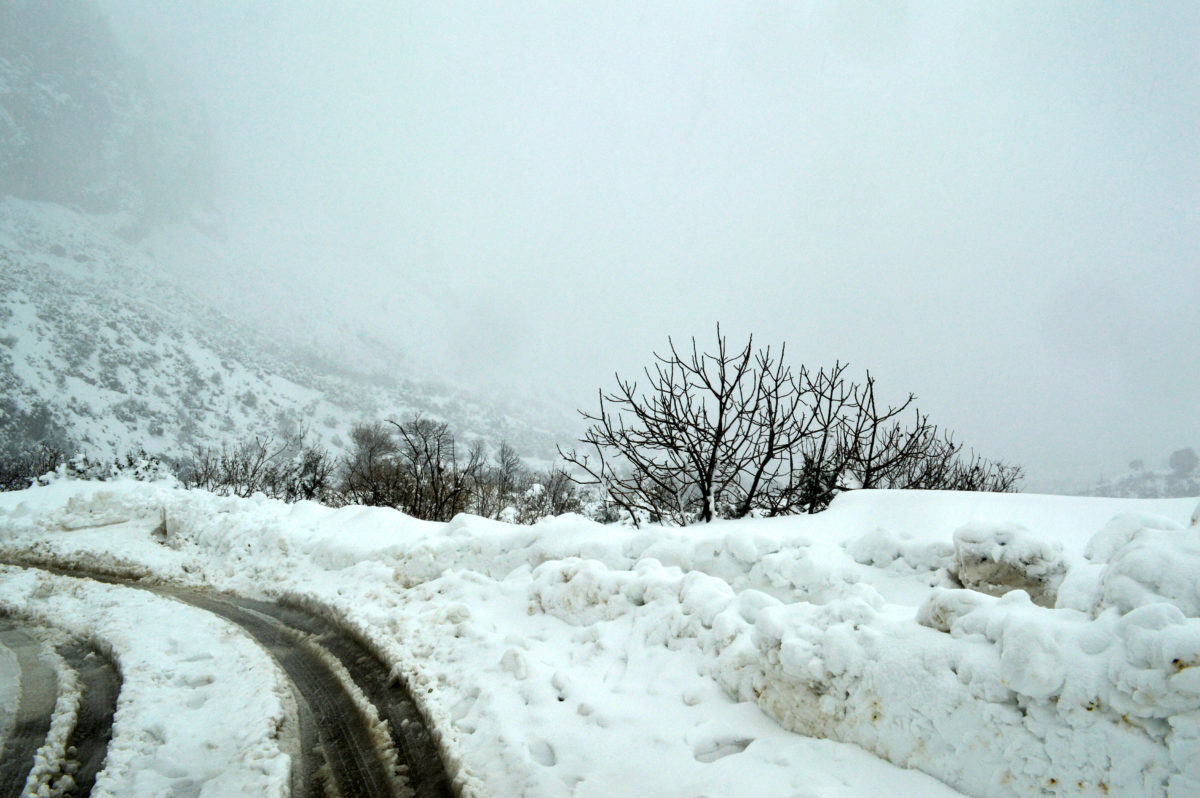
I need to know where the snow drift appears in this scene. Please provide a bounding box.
[1,478,1197,796]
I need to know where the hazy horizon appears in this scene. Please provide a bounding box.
[89,1,1199,489]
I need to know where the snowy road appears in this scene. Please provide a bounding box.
[0,621,58,795]
[163,586,454,798]
[0,618,119,798]
[0,565,453,798]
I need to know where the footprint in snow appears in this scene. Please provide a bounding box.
[528,739,557,767]
[692,736,753,763]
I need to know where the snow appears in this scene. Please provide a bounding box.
[21,635,79,798]
[1,478,1198,796]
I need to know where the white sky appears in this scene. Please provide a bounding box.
[99,1,1200,488]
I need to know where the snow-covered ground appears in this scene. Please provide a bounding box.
[1,477,1198,796]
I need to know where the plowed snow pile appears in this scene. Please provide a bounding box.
[2,477,1198,797]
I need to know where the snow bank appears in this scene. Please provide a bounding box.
[2,480,1199,796]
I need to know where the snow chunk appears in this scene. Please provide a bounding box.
[1085,512,1184,563]
[916,588,994,633]
[952,522,1066,607]
[1095,525,1200,617]
[846,527,954,571]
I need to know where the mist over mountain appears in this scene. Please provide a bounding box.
[2,1,1198,490]
[0,1,572,464]
[0,0,214,235]
[0,195,570,463]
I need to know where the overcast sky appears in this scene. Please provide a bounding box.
[98,1,1199,487]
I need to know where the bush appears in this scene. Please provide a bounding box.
[1,446,173,490]
[560,327,1021,526]
[0,443,66,490]
[180,434,337,503]
[513,468,582,524]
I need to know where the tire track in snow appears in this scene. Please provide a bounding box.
[10,564,452,798]
[0,621,57,797]
[233,598,453,798]
[179,592,402,798]
[55,640,120,798]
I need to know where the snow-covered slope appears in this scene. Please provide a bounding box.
[0,196,568,461]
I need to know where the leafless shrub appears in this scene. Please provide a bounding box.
[0,443,66,491]
[561,327,1021,526]
[181,431,338,503]
[471,441,526,519]
[515,467,582,524]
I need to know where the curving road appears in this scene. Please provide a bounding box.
[0,565,452,798]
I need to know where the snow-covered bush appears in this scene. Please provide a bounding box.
[181,435,336,503]
[52,450,174,485]
[513,468,582,524]
[0,442,66,491]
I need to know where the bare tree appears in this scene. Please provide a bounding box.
[562,328,1022,525]
[560,327,815,525]
[389,415,485,522]
[291,444,338,503]
[472,441,525,519]
[754,362,857,515]
[341,422,404,507]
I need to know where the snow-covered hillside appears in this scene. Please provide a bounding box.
[2,480,1198,796]
[0,196,569,462]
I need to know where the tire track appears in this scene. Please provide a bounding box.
[55,641,120,798]
[179,592,401,798]
[0,620,57,797]
[6,564,453,798]
[234,598,453,798]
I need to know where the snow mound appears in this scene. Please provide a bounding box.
[950,522,1067,607]
[4,480,1200,796]
[1094,524,1200,617]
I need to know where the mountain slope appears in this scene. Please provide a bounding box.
[0,196,570,462]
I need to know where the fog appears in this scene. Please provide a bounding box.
[94,1,1198,488]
